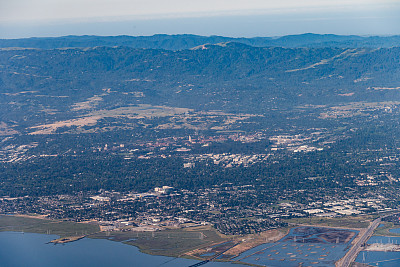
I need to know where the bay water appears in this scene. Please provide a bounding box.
[0,231,238,267]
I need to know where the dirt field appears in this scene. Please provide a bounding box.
[186,228,289,260]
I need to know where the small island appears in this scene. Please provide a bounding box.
[50,235,86,244]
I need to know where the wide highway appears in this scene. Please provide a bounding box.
[339,217,381,267]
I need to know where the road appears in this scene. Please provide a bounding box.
[188,241,240,267]
[339,217,381,267]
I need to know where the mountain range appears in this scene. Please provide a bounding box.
[1,33,400,50]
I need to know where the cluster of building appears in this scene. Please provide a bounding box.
[0,183,396,236]
[303,198,391,217]
[269,131,330,152]
[185,153,270,168]
[0,141,39,163]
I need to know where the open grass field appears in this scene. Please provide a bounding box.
[285,215,373,229]
[91,225,229,258]
[0,215,99,237]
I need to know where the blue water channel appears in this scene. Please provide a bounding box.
[355,235,400,267]
[0,231,238,267]
[389,228,400,234]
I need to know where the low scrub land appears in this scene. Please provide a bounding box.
[0,215,99,237]
[285,216,373,229]
[91,225,228,258]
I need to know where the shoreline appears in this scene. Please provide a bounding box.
[6,213,397,266]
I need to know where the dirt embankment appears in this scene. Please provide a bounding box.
[226,229,288,258]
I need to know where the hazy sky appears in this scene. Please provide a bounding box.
[1,0,400,38]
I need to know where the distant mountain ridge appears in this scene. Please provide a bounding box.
[1,44,400,120]
[1,33,400,50]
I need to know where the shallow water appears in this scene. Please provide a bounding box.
[235,226,358,267]
[355,236,400,267]
[0,231,237,267]
[389,227,400,234]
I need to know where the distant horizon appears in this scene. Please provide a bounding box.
[1,1,400,39]
[1,32,400,40]
[0,5,400,39]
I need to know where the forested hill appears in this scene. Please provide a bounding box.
[1,44,400,122]
[1,33,400,50]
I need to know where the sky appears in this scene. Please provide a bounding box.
[0,0,400,38]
